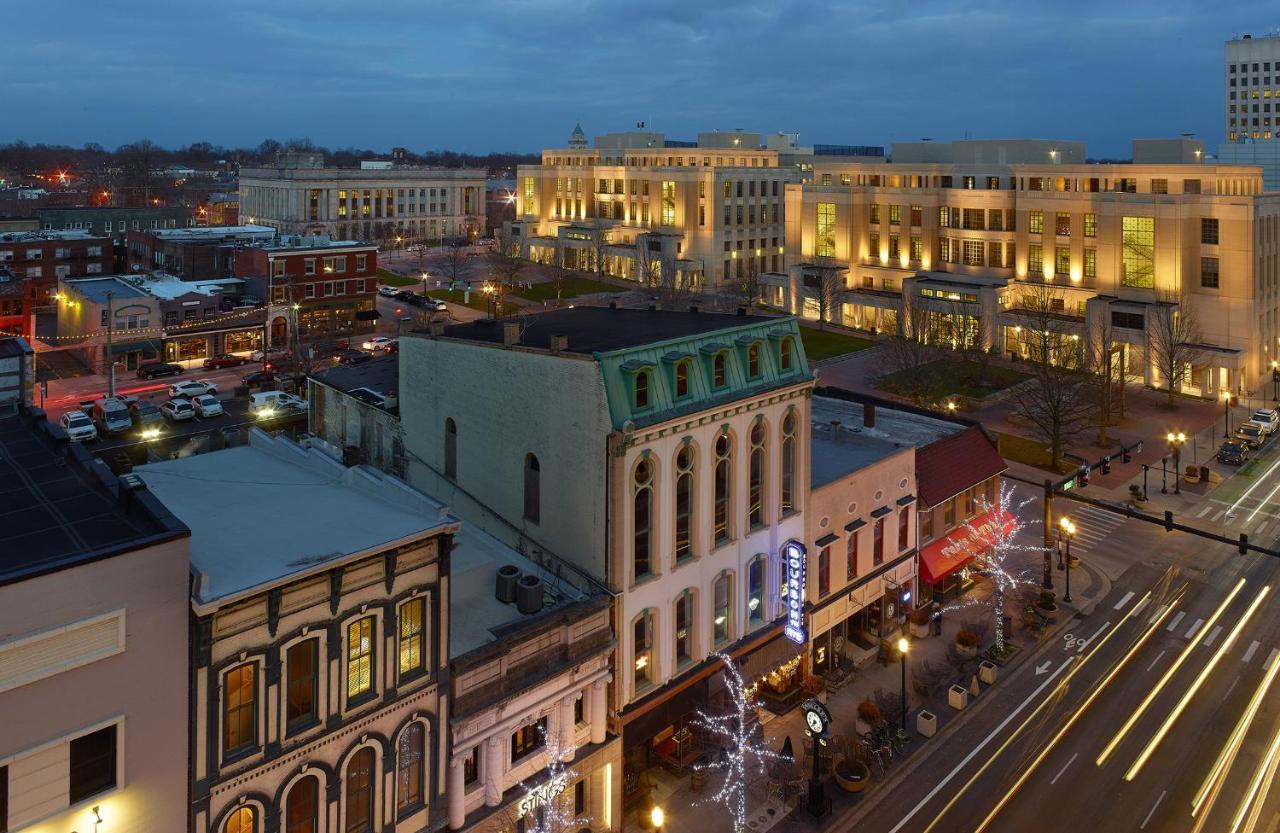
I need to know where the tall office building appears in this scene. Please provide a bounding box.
[1226,32,1280,142]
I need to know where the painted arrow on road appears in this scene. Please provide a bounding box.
[1035,661,1053,676]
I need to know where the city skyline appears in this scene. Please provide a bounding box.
[7,0,1271,156]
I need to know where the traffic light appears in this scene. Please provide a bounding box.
[1078,465,1090,487]
[1101,455,1112,475]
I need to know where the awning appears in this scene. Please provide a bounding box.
[815,533,839,548]
[919,507,1014,585]
[110,339,162,355]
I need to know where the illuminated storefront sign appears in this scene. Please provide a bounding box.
[783,540,807,644]
[517,773,569,819]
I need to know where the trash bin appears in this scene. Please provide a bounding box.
[222,427,241,447]
[1200,465,1210,482]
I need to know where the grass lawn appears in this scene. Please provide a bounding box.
[426,288,518,317]
[377,268,418,287]
[512,276,625,303]
[997,432,1076,474]
[876,359,1030,401]
[797,327,876,362]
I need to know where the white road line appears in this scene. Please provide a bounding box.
[1197,504,1214,518]
[1148,604,1169,625]
[1049,752,1079,786]
[1225,676,1241,699]
[1114,591,1136,611]
[1266,648,1280,671]
[1186,619,1205,639]
[885,658,1076,833]
[1204,625,1225,648]
[1167,611,1187,632]
[1140,790,1167,829]
[1146,650,1167,672]
[1257,521,1271,537]
[1132,597,1150,617]
[1244,640,1261,663]
[1084,621,1110,649]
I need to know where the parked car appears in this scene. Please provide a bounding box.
[362,336,396,352]
[334,349,373,367]
[402,293,427,307]
[203,353,250,369]
[393,289,416,302]
[129,402,166,439]
[1235,420,1267,449]
[1219,439,1250,465]
[378,286,398,297]
[242,370,278,387]
[251,348,289,363]
[1251,409,1280,435]
[249,390,308,417]
[90,398,134,435]
[160,399,196,421]
[60,410,98,442]
[192,394,224,418]
[427,299,448,312]
[136,362,183,380]
[168,380,219,399]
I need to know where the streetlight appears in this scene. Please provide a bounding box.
[650,806,664,833]
[1272,360,1279,403]
[1058,517,1075,605]
[945,401,957,414]
[1222,389,1233,438]
[1167,432,1186,495]
[897,637,909,731]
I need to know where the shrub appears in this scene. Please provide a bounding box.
[857,699,882,724]
[1186,464,1199,477]
[956,629,980,648]
[802,675,825,695]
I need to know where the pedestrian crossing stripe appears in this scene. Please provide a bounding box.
[1197,504,1214,519]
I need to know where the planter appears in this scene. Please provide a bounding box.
[917,710,938,738]
[834,759,870,793]
[948,685,969,711]
[956,642,979,659]
[978,660,998,685]
[909,620,932,639]
[1038,603,1059,623]
[855,717,874,736]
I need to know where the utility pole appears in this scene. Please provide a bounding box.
[105,290,115,397]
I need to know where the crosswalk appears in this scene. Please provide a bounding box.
[1062,504,1128,555]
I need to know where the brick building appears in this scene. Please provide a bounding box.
[126,225,276,280]
[0,230,114,337]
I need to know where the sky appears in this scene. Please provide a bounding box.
[4,0,1272,157]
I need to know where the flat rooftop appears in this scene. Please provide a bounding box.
[63,277,149,304]
[144,224,275,240]
[810,395,963,487]
[134,430,455,608]
[0,230,109,242]
[0,412,184,586]
[440,307,777,355]
[313,355,398,401]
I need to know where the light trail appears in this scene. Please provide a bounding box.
[920,586,1164,833]
[1229,719,1280,833]
[1096,577,1246,767]
[1229,451,1280,517]
[971,596,1181,832]
[1124,586,1270,781]
[1245,475,1280,524]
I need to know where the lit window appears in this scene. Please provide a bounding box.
[398,598,425,677]
[347,617,375,701]
[223,663,257,755]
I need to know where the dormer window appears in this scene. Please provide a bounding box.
[675,360,691,398]
[780,338,793,371]
[747,343,760,378]
[635,370,651,408]
[713,353,727,388]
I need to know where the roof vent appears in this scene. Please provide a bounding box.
[516,574,544,614]
[496,564,521,603]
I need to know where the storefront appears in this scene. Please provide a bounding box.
[164,320,265,368]
[807,553,915,676]
[919,507,1012,603]
[112,338,162,370]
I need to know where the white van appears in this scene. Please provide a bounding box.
[249,390,308,418]
[91,397,134,434]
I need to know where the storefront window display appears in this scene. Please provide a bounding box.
[224,329,262,353]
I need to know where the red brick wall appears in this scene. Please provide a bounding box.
[0,236,113,322]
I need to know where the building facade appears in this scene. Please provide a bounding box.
[239,161,486,245]
[39,206,195,246]
[1226,32,1280,142]
[0,230,114,336]
[126,225,277,279]
[769,138,1280,398]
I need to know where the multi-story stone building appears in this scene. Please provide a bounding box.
[508,127,803,287]
[239,154,486,245]
[134,429,456,833]
[1226,32,1280,142]
[769,138,1280,398]
[397,306,814,819]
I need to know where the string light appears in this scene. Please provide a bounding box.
[0,303,270,342]
[511,728,590,833]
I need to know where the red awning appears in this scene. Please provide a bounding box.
[919,507,1015,585]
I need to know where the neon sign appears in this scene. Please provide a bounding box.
[782,540,807,644]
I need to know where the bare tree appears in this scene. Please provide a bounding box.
[880,296,942,406]
[637,234,700,309]
[408,241,431,276]
[436,241,472,291]
[1087,313,1123,445]
[941,299,993,388]
[730,250,764,310]
[486,228,527,317]
[805,258,846,331]
[1148,286,1202,408]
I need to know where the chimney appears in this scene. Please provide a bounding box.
[863,403,876,428]
[736,306,747,316]
[549,334,568,354]
[503,322,520,346]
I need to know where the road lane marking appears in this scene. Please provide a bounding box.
[1226,676,1241,698]
[1114,591,1136,610]
[1083,621,1110,650]
[1140,791,1167,829]
[1259,521,1271,536]
[1148,604,1169,624]
[1213,510,1225,522]
[1049,752,1079,785]
[1167,611,1187,631]
[1266,648,1279,671]
[1146,650,1167,672]
[1186,618,1204,639]
[1204,625,1224,647]
[1198,504,1214,518]
[1132,597,1150,617]
[1244,641,1261,663]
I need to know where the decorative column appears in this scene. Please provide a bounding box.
[589,766,608,833]
[590,679,608,746]
[448,758,466,830]
[560,696,577,760]
[484,736,503,807]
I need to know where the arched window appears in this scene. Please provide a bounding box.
[713,573,733,645]
[397,723,425,814]
[286,776,320,833]
[444,418,457,480]
[781,411,797,515]
[635,370,650,408]
[713,352,727,388]
[674,590,694,668]
[634,458,654,580]
[747,343,760,378]
[345,747,375,833]
[748,420,766,529]
[747,558,765,625]
[223,663,257,756]
[524,453,540,524]
[633,610,654,691]
[224,806,255,833]
[714,433,732,545]
[675,360,691,398]
[674,445,694,563]
[780,337,793,371]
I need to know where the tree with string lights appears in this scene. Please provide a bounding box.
[497,728,590,833]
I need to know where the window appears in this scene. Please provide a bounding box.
[889,204,902,225]
[870,203,881,225]
[1084,248,1097,279]
[463,747,479,785]
[816,202,836,257]
[1055,212,1071,236]
[661,181,676,226]
[748,421,766,529]
[1028,244,1043,274]
[69,725,117,803]
[1121,217,1155,288]
[511,717,547,762]
[397,723,425,814]
[781,411,796,515]
[345,748,375,833]
[910,204,923,226]
[1201,218,1220,245]
[780,338,793,370]
[224,663,257,755]
[675,360,691,397]
[356,254,368,271]
[224,807,255,833]
[674,591,694,666]
[818,547,830,596]
[1055,246,1070,276]
[444,418,457,479]
[347,617,375,701]
[1111,310,1145,330]
[713,352,727,387]
[747,558,765,624]
[1029,210,1044,234]
[634,458,654,579]
[286,640,318,732]
[1201,256,1220,288]
[873,518,884,565]
[304,258,316,275]
[524,453,540,524]
[898,509,910,551]
[921,510,933,541]
[714,433,732,544]
[634,612,653,688]
[713,573,732,645]
[286,776,320,833]
[674,445,694,562]
[846,530,859,580]
[1152,178,1168,195]
[398,598,426,677]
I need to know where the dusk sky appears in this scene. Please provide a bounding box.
[8,0,1269,157]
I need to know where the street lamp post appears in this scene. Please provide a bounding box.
[1058,517,1075,604]
[1142,464,1149,502]
[1223,389,1233,438]
[1161,457,1168,494]
[1167,432,1186,496]
[897,638,909,731]
[650,806,664,833]
[1272,360,1279,402]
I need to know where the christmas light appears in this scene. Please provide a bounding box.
[511,728,590,833]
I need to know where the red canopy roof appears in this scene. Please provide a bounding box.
[919,507,1015,584]
[916,426,1007,508]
